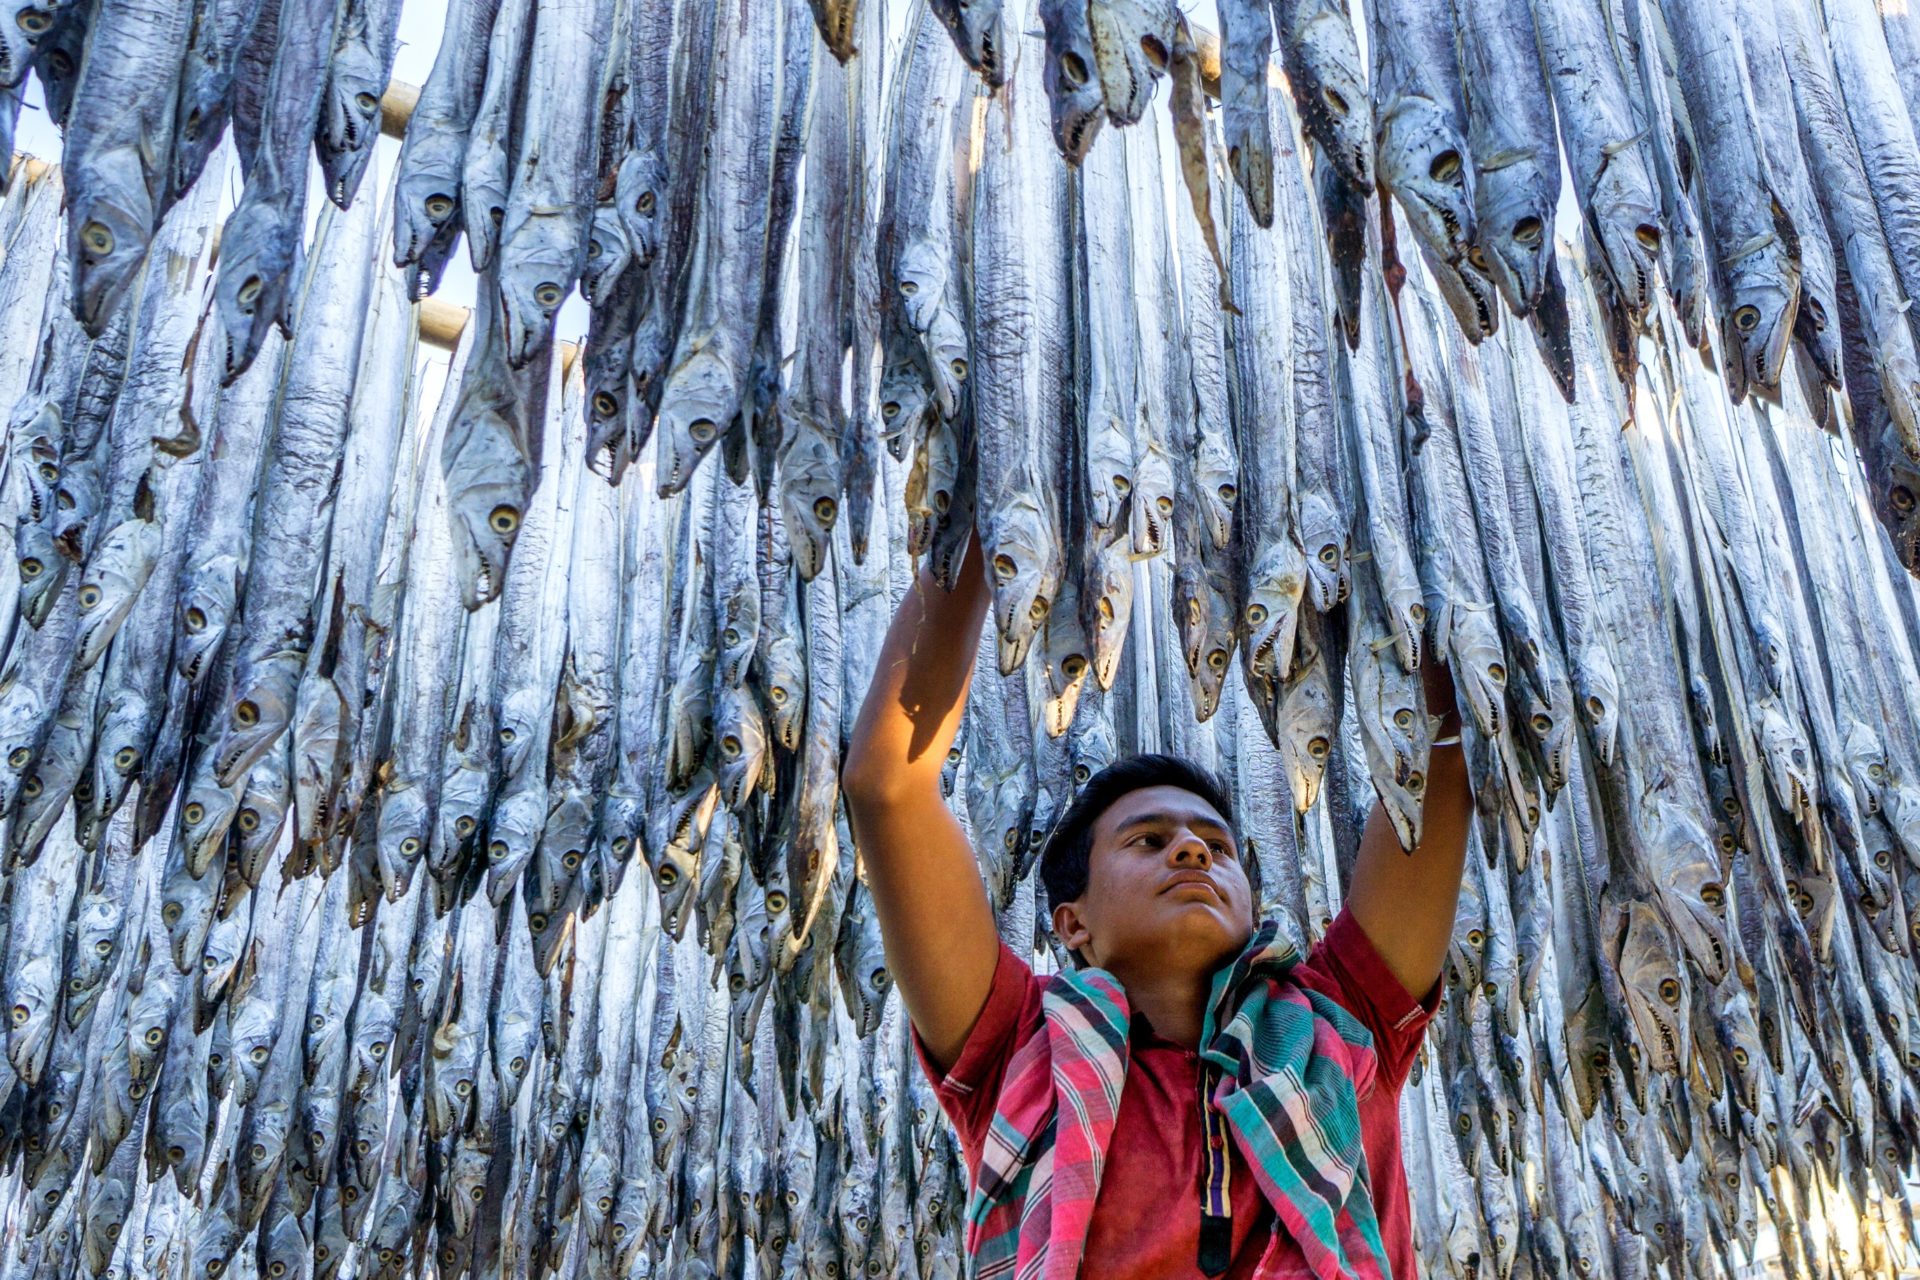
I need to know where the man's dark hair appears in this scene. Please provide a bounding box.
[1039,753,1236,912]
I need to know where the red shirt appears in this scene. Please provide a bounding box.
[914,907,1440,1279]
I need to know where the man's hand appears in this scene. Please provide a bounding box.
[1342,660,1470,1002]
[842,534,1003,1073]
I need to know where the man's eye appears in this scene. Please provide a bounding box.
[1208,841,1229,859]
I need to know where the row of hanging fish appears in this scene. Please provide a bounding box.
[1,0,1919,1276]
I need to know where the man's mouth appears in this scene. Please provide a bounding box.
[1160,873,1222,900]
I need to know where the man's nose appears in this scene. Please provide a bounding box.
[1169,831,1211,866]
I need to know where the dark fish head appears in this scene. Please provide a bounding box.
[1226,111,1275,230]
[1726,273,1800,401]
[930,0,1007,86]
[1286,10,1373,192]
[68,174,153,335]
[319,42,385,210]
[1039,0,1106,163]
[1792,287,1843,391]
[655,347,738,498]
[1526,256,1576,402]
[213,208,300,385]
[1378,101,1474,262]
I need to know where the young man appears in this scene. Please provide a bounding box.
[843,535,1472,1279]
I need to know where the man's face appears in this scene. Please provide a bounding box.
[1052,785,1255,976]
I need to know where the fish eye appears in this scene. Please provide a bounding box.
[1512,216,1543,246]
[163,902,182,925]
[1890,485,1915,514]
[114,747,138,770]
[1407,772,1426,795]
[1468,245,1489,272]
[534,282,564,308]
[1873,849,1892,869]
[1634,224,1660,250]
[237,809,259,832]
[18,8,52,34]
[1322,85,1349,116]
[898,279,918,297]
[1003,827,1018,851]
[1657,978,1681,1005]
[95,939,111,956]
[530,913,549,932]
[636,189,656,214]
[233,700,259,727]
[208,1261,225,1277]
[81,220,114,255]
[562,850,580,870]
[78,584,101,609]
[21,774,39,797]
[251,1046,269,1063]
[8,1004,25,1025]
[1466,928,1485,949]
[813,496,838,523]
[1217,483,1237,506]
[1732,1047,1749,1068]
[1701,883,1724,906]
[1429,150,1461,182]
[592,392,619,419]
[354,90,379,111]
[767,684,789,705]
[20,557,41,581]
[1308,735,1331,760]
[235,276,264,310]
[881,399,900,421]
[1064,654,1089,678]
[1207,649,1228,672]
[455,815,476,837]
[1245,603,1267,626]
[767,891,788,913]
[870,967,889,989]
[1530,713,1551,735]
[949,357,967,379]
[424,194,455,220]
[371,1040,387,1057]
[144,1027,163,1045]
[6,747,27,768]
[489,505,520,535]
[688,418,717,443]
[611,835,630,853]
[1717,833,1735,853]
[1732,305,1760,333]
[184,605,208,632]
[1393,708,1415,730]
[1486,663,1506,685]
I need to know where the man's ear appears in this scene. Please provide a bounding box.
[1052,901,1091,955]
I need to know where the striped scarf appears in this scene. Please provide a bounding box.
[962,920,1390,1280]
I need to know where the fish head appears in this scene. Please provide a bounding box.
[1426,243,1500,342]
[984,501,1061,674]
[1588,174,1660,323]
[1610,898,1689,1078]
[1571,642,1620,766]
[73,514,160,666]
[1083,541,1135,692]
[14,516,68,627]
[1840,717,1887,815]
[1752,700,1814,823]
[231,751,292,892]
[655,346,738,497]
[1041,604,1092,734]
[1360,656,1429,848]
[213,204,300,384]
[1377,98,1473,260]
[876,355,932,462]
[0,679,48,816]
[756,636,808,752]
[68,166,154,335]
[373,784,429,902]
[482,786,545,905]
[176,761,240,878]
[5,953,57,1083]
[1639,794,1731,984]
[715,693,769,811]
[652,786,716,940]
[226,1000,278,1108]
[346,992,396,1098]
[1297,493,1347,612]
[1518,689,1570,796]
[611,1178,656,1273]
[583,204,634,305]
[174,555,240,682]
[1275,659,1336,815]
[319,38,385,208]
[929,0,1006,85]
[434,760,492,867]
[493,687,551,785]
[1473,167,1554,317]
[1448,609,1507,737]
[210,652,298,787]
[615,151,666,269]
[1723,268,1799,400]
[1087,0,1171,126]
[445,404,534,610]
[1792,286,1843,391]
[1039,0,1106,163]
[1286,12,1372,192]
[392,136,466,290]
[1711,988,1767,1119]
[777,418,841,581]
[1127,449,1175,560]
[1194,454,1237,554]
[717,584,762,690]
[1239,537,1305,683]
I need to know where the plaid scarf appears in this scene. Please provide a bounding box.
[962,920,1391,1280]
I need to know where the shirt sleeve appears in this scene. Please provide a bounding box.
[1294,906,1443,1092]
[909,942,1046,1170]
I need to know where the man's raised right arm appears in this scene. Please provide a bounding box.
[841,533,1002,1074]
